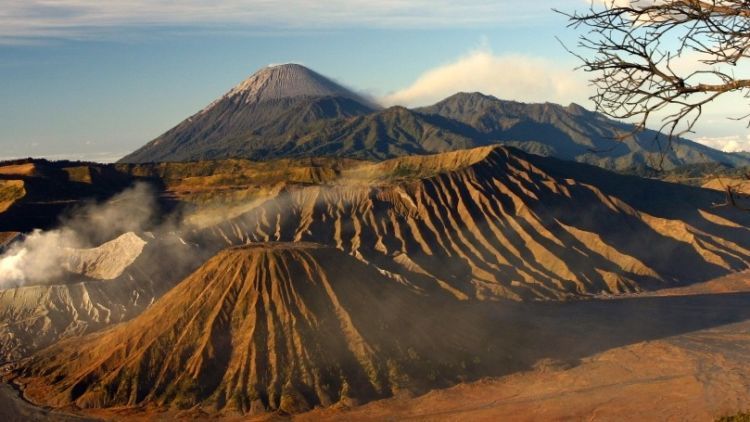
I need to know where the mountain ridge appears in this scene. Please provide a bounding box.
[199,145,750,301]
[4,145,750,418]
[119,64,750,171]
[418,92,750,170]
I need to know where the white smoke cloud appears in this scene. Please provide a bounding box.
[0,230,75,287]
[0,183,158,288]
[0,248,29,283]
[380,48,590,108]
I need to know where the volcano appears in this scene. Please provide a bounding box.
[4,146,750,419]
[12,243,500,415]
[119,64,377,163]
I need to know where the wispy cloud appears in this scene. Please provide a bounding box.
[380,46,590,107]
[0,1,566,42]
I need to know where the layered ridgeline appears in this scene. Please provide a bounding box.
[119,64,750,171]
[12,244,506,415]
[120,64,377,163]
[200,146,750,301]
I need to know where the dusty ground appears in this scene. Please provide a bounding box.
[300,321,750,421]
[0,163,35,176]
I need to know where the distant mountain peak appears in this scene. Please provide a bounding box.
[119,63,378,163]
[224,63,365,105]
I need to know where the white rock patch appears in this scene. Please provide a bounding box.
[64,232,147,280]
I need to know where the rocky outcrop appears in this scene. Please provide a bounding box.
[64,232,147,280]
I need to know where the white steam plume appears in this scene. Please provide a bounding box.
[0,183,158,288]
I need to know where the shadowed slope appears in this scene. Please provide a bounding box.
[301,291,750,421]
[266,106,484,160]
[12,243,499,414]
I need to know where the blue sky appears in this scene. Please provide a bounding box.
[1,0,748,161]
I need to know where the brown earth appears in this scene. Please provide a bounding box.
[6,145,750,366]
[0,232,21,248]
[0,163,36,177]
[3,146,750,360]
[11,269,750,421]
[702,177,750,193]
[301,322,750,422]
[0,180,25,213]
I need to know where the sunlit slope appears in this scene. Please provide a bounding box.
[6,145,750,418]
[13,243,498,414]
[204,146,750,300]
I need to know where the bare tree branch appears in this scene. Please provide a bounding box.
[558,0,750,208]
[558,0,750,138]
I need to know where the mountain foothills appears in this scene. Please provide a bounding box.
[120,64,750,172]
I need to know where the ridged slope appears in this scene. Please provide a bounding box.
[120,83,750,169]
[63,232,146,280]
[202,146,750,301]
[223,64,365,104]
[14,244,493,414]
